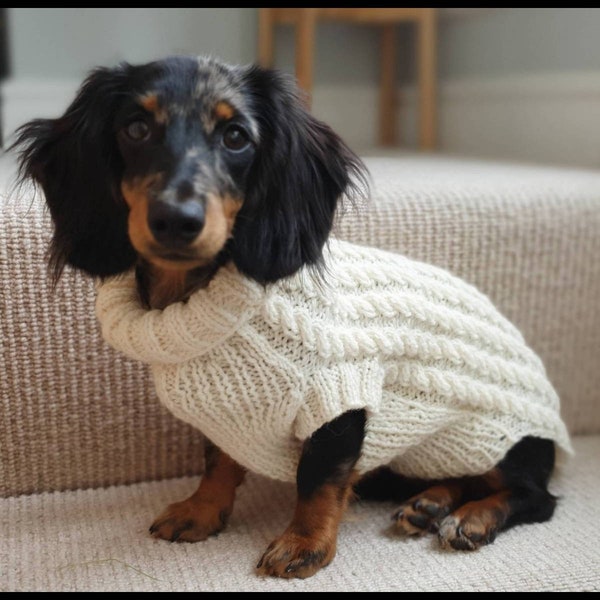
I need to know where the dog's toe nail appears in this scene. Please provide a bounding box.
[407,513,429,529]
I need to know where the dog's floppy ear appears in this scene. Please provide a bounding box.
[11,64,136,280]
[233,65,368,283]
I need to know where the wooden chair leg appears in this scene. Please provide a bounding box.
[379,24,397,146]
[418,8,437,150]
[295,8,317,106]
[258,8,274,68]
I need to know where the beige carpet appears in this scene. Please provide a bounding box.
[2,435,598,592]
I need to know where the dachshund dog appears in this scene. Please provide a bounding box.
[12,55,561,579]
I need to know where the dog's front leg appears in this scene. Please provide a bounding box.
[257,409,366,579]
[150,440,246,542]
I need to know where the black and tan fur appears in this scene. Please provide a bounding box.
[11,55,558,579]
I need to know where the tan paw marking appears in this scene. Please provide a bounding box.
[392,495,452,536]
[149,498,230,543]
[437,514,498,550]
[256,531,335,579]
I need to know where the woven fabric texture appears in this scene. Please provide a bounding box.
[1,153,600,496]
[1,435,598,592]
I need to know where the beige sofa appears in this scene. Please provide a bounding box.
[1,152,599,592]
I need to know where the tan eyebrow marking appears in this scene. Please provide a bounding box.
[138,93,168,124]
[214,101,235,122]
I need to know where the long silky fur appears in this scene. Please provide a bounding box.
[11,58,368,287]
[232,65,368,283]
[11,64,137,281]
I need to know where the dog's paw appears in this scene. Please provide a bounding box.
[392,492,452,536]
[256,531,335,579]
[437,511,498,551]
[149,498,230,543]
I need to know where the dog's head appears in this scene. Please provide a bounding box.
[13,55,367,284]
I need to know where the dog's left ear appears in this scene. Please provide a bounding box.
[232,65,368,283]
[11,64,137,281]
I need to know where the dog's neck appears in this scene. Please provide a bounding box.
[135,259,222,310]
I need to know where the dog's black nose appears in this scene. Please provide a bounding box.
[147,200,205,247]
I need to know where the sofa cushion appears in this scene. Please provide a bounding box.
[2,153,600,496]
[1,435,598,592]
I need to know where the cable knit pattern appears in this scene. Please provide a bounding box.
[96,239,572,482]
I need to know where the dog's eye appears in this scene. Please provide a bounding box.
[222,124,250,152]
[124,120,151,142]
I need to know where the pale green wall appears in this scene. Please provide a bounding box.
[7,8,258,78]
[7,8,600,82]
[438,8,600,79]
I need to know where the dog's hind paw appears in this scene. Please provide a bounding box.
[437,510,499,551]
[392,487,456,536]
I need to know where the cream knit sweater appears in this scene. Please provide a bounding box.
[95,239,572,482]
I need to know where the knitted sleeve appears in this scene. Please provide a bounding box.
[95,266,265,365]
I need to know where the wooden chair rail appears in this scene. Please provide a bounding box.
[258,8,437,149]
